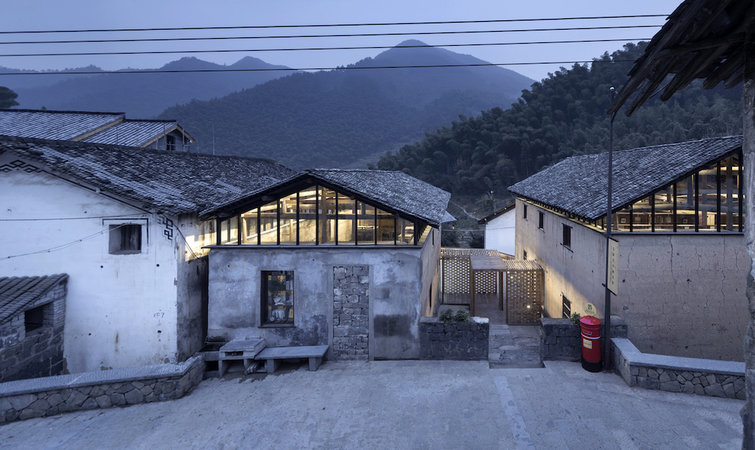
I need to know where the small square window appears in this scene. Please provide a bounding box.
[523,204,528,220]
[261,271,294,325]
[562,224,572,248]
[109,224,142,254]
[562,295,571,319]
[538,211,544,230]
[25,303,49,333]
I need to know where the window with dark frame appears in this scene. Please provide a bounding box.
[562,295,571,319]
[109,224,142,254]
[562,224,572,248]
[261,271,294,325]
[538,211,544,230]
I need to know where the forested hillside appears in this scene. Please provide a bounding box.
[375,43,743,212]
[159,41,534,168]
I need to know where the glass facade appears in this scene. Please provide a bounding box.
[214,184,431,246]
[608,151,743,233]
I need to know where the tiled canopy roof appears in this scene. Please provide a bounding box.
[202,168,452,227]
[0,109,123,141]
[508,136,743,221]
[0,136,295,215]
[82,120,192,147]
[0,274,68,323]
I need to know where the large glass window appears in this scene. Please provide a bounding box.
[299,186,318,244]
[337,192,355,244]
[279,192,297,244]
[397,217,414,244]
[261,271,294,325]
[357,201,376,245]
[601,151,743,234]
[377,207,395,244]
[318,187,336,244]
[260,199,278,244]
[219,216,238,245]
[241,208,258,244]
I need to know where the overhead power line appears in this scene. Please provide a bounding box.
[0,15,669,35]
[0,37,650,58]
[0,25,663,46]
[0,59,636,77]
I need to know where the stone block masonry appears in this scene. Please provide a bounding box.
[612,337,744,400]
[0,355,204,424]
[332,265,369,360]
[419,317,489,360]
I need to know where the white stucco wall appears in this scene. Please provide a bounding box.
[483,210,516,256]
[0,159,183,372]
[515,198,748,361]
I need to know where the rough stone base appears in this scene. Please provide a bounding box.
[420,317,489,360]
[0,356,204,424]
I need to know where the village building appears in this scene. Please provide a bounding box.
[0,274,68,382]
[201,169,452,360]
[508,135,746,361]
[0,135,294,373]
[478,202,516,256]
[0,109,194,151]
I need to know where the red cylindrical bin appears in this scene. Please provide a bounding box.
[580,315,602,372]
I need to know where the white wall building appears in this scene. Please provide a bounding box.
[0,136,292,372]
[478,202,515,256]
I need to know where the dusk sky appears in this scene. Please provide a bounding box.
[1,0,683,81]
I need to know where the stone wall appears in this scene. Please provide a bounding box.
[0,279,67,382]
[419,317,489,360]
[540,316,627,361]
[612,337,745,399]
[0,355,204,424]
[332,265,369,360]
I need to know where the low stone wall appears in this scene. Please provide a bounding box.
[540,316,627,361]
[612,337,745,400]
[0,355,204,424]
[419,317,489,360]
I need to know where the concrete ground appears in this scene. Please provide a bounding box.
[0,360,742,449]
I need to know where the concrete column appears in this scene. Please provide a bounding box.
[742,34,755,450]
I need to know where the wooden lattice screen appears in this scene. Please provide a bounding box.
[505,261,544,325]
[441,248,500,295]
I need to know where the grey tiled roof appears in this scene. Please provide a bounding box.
[508,136,743,220]
[202,169,452,226]
[82,120,185,147]
[0,274,68,323]
[0,109,124,141]
[0,136,295,215]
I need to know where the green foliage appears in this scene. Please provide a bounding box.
[0,86,18,108]
[375,43,743,206]
[454,309,470,323]
[439,309,454,323]
[570,313,581,327]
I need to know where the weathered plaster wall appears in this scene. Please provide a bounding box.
[175,216,209,360]
[0,160,182,372]
[420,228,441,318]
[207,246,427,360]
[515,199,748,361]
[484,210,516,256]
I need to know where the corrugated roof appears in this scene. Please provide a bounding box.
[0,136,295,215]
[508,136,743,220]
[0,109,123,141]
[0,274,68,323]
[82,120,182,147]
[202,168,452,226]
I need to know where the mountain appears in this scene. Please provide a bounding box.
[2,57,290,117]
[159,40,535,168]
[374,42,743,212]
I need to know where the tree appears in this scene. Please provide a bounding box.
[0,86,18,108]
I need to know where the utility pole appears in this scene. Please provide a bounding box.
[603,87,617,371]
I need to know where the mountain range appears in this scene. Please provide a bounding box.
[0,57,290,117]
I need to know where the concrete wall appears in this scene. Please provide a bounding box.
[484,210,515,256]
[208,244,433,360]
[0,278,67,382]
[0,157,185,372]
[515,198,748,362]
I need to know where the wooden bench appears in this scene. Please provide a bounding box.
[256,345,328,373]
[218,338,265,376]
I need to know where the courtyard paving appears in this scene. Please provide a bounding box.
[0,360,742,449]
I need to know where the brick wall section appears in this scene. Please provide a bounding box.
[0,281,67,382]
[0,356,204,424]
[419,317,489,360]
[540,316,627,361]
[612,337,745,399]
[332,265,369,360]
